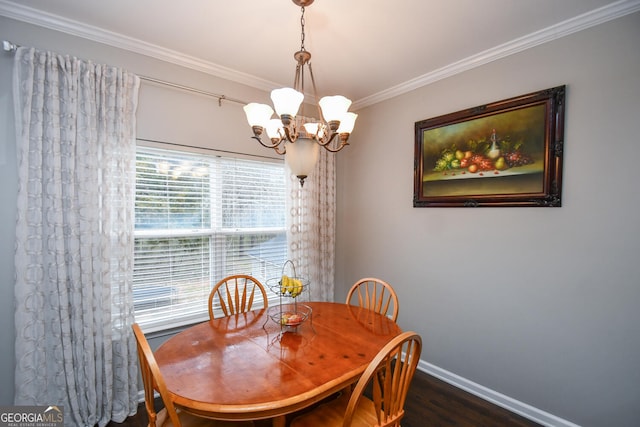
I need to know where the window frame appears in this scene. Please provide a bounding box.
[133,143,287,332]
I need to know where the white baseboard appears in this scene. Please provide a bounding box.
[419,361,581,427]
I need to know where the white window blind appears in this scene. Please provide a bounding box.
[134,146,287,332]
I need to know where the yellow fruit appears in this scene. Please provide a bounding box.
[281,275,290,294]
[290,281,296,297]
[292,279,303,297]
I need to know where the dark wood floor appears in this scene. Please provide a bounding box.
[401,371,540,427]
[109,369,541,427]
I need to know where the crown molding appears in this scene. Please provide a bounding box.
[353,0,640,109]
[0,0,280,92]
[2,0,639,109]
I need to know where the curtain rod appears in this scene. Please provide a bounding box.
[3,39,248,107]
[138,75,246,106]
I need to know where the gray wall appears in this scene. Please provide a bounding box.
[335,11,640,427]
[1,10,639,427]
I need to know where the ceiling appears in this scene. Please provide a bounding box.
[2,0,639,109]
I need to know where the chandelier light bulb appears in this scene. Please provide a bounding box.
[265,119,284,140]
[271,87,304,119]
[319,95,352,124]
[337,112,358,134]
[243,103,274,128]
[302,122,326,139]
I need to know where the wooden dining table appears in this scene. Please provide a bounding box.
[154,301,402,427]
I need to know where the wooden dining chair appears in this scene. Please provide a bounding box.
[132,323,255,427]
[290,331,422,427]
[208,274,268,320]
[346,277,399,322]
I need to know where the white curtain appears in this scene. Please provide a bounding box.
[286,147,336,302]
[13,47,140,426]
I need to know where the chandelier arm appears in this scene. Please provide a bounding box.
[251,135,286,150]
[294,63,303,92]
[315,130,338,147]
[306,62,326,123]
[314,131,350,152]
[320,138,349,153]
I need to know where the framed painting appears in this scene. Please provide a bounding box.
[414,85,565,207]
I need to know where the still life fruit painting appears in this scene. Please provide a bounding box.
[423,104,545,186]
[413,86,565,207]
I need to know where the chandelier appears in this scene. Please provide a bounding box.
[243,0,357,186]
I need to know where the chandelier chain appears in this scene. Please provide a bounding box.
[300,6,306,52]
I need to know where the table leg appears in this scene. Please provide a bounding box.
[272,415,286,427]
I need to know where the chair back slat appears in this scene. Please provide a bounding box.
[344,331,422,427]
[208,275,268,320]
[347,277,399,322]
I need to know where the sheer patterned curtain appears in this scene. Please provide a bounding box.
[13,47,140,426]
[286,147,336,301]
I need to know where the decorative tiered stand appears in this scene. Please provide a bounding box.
[265,260,312,334]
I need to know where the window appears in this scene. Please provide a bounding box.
[133,146,287,331]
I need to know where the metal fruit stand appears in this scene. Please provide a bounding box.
[265,260,312,335]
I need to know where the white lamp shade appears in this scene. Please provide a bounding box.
[243,103,274,127]
[319,95,352,122]
[302,122,326,139]
[337,112,358,134]
[285,138,320,178]
[265,119,284,139]
[271,88,304,117]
